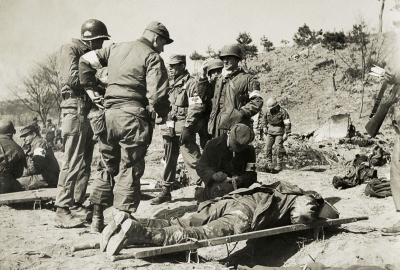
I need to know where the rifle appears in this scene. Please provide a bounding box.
[369,81,388,118]
[365,84,400,137]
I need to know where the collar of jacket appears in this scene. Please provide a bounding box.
[71,39,91,53]
[223,67,243,80]
[173,71,190,87]
[138,37,157,52]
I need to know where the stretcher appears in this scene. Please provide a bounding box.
[109,216,368,262]
[71,216,368,262]
[0,183,161,206]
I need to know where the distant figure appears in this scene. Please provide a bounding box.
[54,123,63,148]
[0,120,26,194]
[32,117,41,133]
[263,97,291,172]
[44,119,56,147]
[19,125,60,189]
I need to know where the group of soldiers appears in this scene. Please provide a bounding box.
[2,17,399,259]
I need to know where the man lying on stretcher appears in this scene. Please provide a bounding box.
[101,181,329,257]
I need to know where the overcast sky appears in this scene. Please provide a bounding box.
[0,0,398,101]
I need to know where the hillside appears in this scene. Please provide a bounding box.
[250,33,396,140]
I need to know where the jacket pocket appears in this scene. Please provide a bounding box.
[61,108,80,136]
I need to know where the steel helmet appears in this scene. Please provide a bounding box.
[0,120,16,135]
[266,98,279,109]
[219,44,242,60]
[207,59,224,74]
[81,19,110,41]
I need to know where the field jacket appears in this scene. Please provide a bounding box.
[264,106,291,135]
[0,135,26,178]
[79,37,170,117]
[198,68,263,137]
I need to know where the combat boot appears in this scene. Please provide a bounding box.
[70,203,91,222]
[106,218,165,256]
[100,210,130,252]
[150,186,171,205]
[91,204,104,233]
[54,207,85,228]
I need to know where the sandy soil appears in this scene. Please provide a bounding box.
[1,154,400,270]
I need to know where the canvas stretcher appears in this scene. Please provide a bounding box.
[109,216,368,262]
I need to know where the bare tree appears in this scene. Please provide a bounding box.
[378,0,386,33]
[8,54,59,125]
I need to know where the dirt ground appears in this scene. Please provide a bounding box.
[1,138,400,269]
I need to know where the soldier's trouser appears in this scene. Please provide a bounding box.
[0,174,23,194]
[161,199,253,245]
[162,135,180,186]
[180,130,201,185]
[56,109,94,208]
[265,134,284,164]
[391,135,400,211]
[89,105,151,213]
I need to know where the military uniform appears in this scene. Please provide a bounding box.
[110,181,322,249]
[161,68,208,187]
[0,134,26,194]
[55,38,96,209]
[22,134,60,189]
[263,102,291,170]
[198,68,263,138]
[44,121,56,147]
[196,133,257,201]
[79,36,171,213]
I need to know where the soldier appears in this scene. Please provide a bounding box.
[44,119,56,148]
[104,181,323,256]
[151,54,208,205]
[205,58,223,84]
[198,44,263,138]
[19,125,60,189]
[195,123,257,202]
[54,19,111,228]
[380,45,400,236]
[79,21,172,232]
[0,120,26,194]
[263,97,291,172]
[32,117,41,133]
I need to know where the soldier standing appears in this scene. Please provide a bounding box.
[0,120,26,194]
[198,44,263,138]
[44,119,56,148]
[79,21,172,233]
[54,19,111,228]
[151,54,209,205]
[263,97,291,172]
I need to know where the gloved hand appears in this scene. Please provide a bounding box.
[180,127,191,145]
[211,172,228,182]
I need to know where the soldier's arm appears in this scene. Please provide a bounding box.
[27,141,48,175]
[283,109,291,134]
[79,46,110,88]
[11,149,26,179]
[58,45,83,90]
[145,53,171,118]
[240,77,263,117]
[238,147,257,187]
[185,79,204,129]
[196,143,218,186]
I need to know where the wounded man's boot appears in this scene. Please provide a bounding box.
[106,218,165,256]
